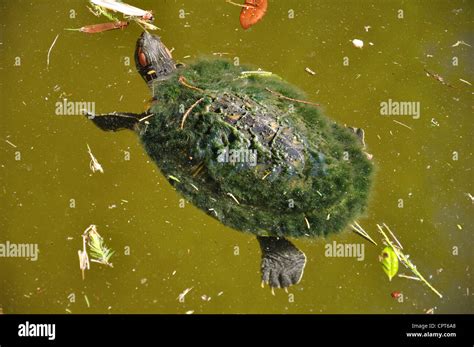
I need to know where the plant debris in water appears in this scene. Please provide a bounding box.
[88,0,158,31]
[350,221,377,245]
[177,287,193,302]
[65,21,129,34]
[377,223,443,298]
[46,34,59,68]
[87,227,114,267]
[78,225,114,279]
[380,246,399,281]
[87,144,104,173]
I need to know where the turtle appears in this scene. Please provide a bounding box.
[84,32,374,290]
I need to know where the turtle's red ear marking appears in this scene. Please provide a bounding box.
[138,48,148,67]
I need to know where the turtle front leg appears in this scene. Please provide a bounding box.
[257,236,307,292]
[84,111,150,132]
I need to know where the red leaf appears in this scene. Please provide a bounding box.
[240,0,268,30]
[391,291,402,299]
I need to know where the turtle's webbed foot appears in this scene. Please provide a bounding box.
[257,236,306,292]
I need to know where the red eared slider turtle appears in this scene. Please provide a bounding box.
[85,32,374,290]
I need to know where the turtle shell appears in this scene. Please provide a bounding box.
[140,59,373,238]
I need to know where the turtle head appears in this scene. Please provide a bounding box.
[135,32,176,84]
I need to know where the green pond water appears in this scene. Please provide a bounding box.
[0,0,472,314]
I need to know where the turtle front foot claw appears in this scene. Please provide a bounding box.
[257,236,307,291]
[84,111,95,119]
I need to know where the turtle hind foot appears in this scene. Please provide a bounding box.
[257,236,307,292]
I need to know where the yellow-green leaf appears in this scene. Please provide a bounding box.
[380,246,399,281]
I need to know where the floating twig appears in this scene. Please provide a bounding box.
[87,144,104,173]
[84,294,90,308]
[392,119,413,131]
[180,98,204,129]
[383,222,403,249]
[65,21,129,34]
[465,193,474,204]
[177,287,193,302]
[350,221,378,246]
[213,52,230,56]
[305,67,316,75]
[78,233,90,280]
[47,34,60,68]
[265,88,320,107]
[226,0,256,9]
[398,274,421,281]
[4,139,17,148]
[178,76,204,93]
[451,40,471,47]
[423,68,455,88]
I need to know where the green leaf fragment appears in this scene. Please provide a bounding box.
[380,246,399,281]
[88,229,114,267]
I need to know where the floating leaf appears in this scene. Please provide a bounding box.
[88,228,114,267]
[380,246,398,281]
[239,0,268,30]
[377,224,443,298]
[391,291,402,299]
